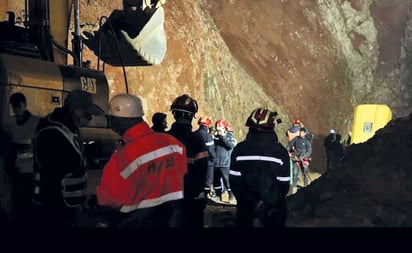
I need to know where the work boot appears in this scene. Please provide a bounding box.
[208,188,221,203]
[228,190,237,205]
[207,189,216,199]
[221,190,229,203]
[228,190,235,201]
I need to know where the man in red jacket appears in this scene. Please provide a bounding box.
[96,93,187,227]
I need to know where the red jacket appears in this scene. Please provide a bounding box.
[96,122,187,213]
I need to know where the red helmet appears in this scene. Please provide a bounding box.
[246,108,280,132]
[293,119,301,125]
[215,119,228,129]
[198,116,212,127]
[170,94,198,115]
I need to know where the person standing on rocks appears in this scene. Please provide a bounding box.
[32,89,104,227]
[194,116,216,199]
[151,112,168,132]
[167,94,209,228]
[96,93,187,227]
[324,129,345,171]
[287,127,312,188]
[213,119,236,203]
[229,108,290,227]
[6,92,40,226]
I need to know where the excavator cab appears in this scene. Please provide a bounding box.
[82,0,167,66]
[0,0,168,170]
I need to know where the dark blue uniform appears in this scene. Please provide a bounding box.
[229,131,290,227]
[194,125,216,193]
[167,122,208,228]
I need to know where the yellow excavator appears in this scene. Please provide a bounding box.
[0,0,167,169]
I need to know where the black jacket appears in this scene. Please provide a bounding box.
[214,131,236,167]
[324,133,344,159]
[287,135,312,159]
[167,122,208,199]
[229,131,290,208]
[194,125,216,168]
[32,107,87,226]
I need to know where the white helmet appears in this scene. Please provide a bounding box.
[109,93,144,118]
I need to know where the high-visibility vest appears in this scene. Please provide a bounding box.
[9,114,40,173]
[97,122,187,213]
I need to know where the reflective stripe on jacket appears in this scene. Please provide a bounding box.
[97,122,187,213]
[229,131,290,203]
[167,122,209,200]
[33,108,87,208]
[9,114,40,173]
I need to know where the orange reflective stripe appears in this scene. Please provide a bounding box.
[186,151,208,164]
[195,151,208,160]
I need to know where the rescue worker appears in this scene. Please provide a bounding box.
[32,89,104,227]
[324,129,345,171]
[287,127,312,188]
[195,116,216,198]
[286,125,300,143]
[286,125,300,193]
[151,112,168,132]
[167,94,209,228]
[96,94,187,227]
[6,92,40,226]
[229,108,290,227]
[213,119,236,203]
[225,124,237,204]
[292,119,314,143]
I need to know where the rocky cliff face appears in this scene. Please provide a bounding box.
[3,0,412,173]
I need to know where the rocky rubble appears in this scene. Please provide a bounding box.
[286,113,412,227]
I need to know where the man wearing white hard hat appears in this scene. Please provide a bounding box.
[96,93,187,227]
[323,129,344,171]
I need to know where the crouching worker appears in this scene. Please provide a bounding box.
[229,108,290,227]
[96,94,187,228]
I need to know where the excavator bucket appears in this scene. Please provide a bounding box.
[82,6,166,67]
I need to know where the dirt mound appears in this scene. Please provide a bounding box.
[286,113,412,227]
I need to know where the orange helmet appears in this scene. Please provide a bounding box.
[215,119,228,129]
[226,124,234,132]
[170,94,198,115]
[198,116,212,127]
[246,108,281,132]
